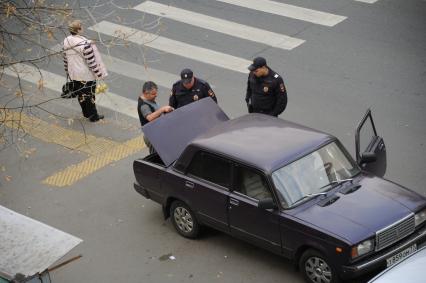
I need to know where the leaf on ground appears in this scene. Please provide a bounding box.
[46,30,54,41]
[37,79,44,90]
[24,148,37,157]
[4,175,12,182]
[5,3,16,18]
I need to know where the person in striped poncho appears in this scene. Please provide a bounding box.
[63,20,108,122]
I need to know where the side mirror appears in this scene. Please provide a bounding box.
[258,198,277,210]
[361,152,377,164]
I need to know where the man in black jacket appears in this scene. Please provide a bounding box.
[246,57,288,117]
[170,68,217,109]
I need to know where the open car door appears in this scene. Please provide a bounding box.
[355,109,386,177]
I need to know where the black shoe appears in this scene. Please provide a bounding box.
[89,114,104,122]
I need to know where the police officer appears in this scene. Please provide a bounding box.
[170,68,217,109]
[246,57,287,117]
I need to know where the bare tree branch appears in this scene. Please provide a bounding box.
[0,0,164,153]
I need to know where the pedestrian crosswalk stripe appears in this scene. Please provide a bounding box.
[4,64,138,119]
[51,44,180,88]
[354,0,378,3]
[103,56,179,88]
[216,0,347,27]
[89,21,251,74]
[134,1,304,50]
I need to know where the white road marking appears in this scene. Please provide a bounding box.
[4,64,138,119]
[89,21,251,74]
[216,0,347,27]
[354,0,379,3]
[103,55,179,87]
[134,1,304,50]
[50,43,179,88]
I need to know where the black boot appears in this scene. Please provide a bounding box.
[89,114,104,122]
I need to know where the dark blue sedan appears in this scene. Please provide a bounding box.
[134,99,426,283]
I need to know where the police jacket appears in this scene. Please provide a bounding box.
[169,77,217,109]
[246,67,288,117]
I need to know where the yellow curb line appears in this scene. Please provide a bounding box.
[1,109,146,187]
[2,110,119,155]
[42,136,146,187]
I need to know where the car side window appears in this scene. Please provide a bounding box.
[234,166,271,200]
[187,152,231,189]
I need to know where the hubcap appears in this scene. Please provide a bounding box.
[174,207,193,233]
[305,256,332,283]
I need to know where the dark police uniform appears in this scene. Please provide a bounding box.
[246,67,288,117]
[169,78,217,109]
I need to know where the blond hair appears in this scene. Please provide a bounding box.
[68,20,82,35]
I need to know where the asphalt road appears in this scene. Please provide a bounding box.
[1,0,425,282]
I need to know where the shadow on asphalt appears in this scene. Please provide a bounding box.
[198,226,377,283]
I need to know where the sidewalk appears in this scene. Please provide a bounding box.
[1,75,147,190]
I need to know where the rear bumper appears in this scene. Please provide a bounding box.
[134,182,151,199]
[340,225,426,279]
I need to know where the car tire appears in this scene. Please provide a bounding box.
[170,200,200,238]
[299,249,340,283]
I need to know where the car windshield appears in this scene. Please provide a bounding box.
[272,141,360,208]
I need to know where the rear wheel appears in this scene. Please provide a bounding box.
[299,249,340,283]
[170,200,200,238]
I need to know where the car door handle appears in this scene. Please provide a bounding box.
[185,181,194,189]
[230,198,239,206]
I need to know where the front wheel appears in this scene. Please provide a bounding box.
[170,200,200,238]
[299,249,340,283]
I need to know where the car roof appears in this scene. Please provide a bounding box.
[191,114,335,173]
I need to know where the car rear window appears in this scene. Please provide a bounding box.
[187,152,231,189]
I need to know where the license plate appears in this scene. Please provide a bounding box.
[386,244,417,267]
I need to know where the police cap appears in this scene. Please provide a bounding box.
[248,57,267,71]
[180,68,193,84]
